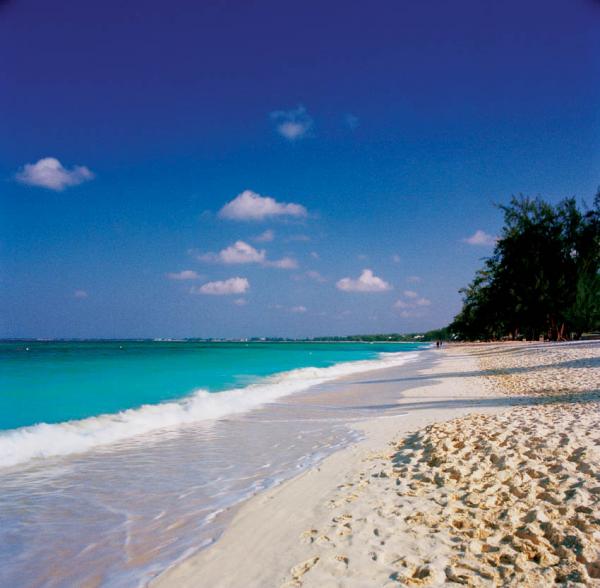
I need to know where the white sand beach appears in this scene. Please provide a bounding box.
[152,341,600,587]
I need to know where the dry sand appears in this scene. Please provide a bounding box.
[152,341,599,588]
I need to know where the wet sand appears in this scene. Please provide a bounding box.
[153,341,599,587]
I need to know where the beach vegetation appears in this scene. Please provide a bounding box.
[450,192,600,341]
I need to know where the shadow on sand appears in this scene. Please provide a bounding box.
[343,389,600,415]
[346,355,599,387]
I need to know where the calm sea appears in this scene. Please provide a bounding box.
[0,340,425,587]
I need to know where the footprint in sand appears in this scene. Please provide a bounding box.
[285,555,319,585]
[334,554,349,570]
[315,534,333,547]
[335,522,352,536]
[299,529,319,544]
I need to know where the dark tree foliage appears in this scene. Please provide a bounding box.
[311,328,449,342]
[450,193,600,341]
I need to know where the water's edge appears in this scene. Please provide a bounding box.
[147,348,434,587]
[0,348,427,469]
[0,346,431,588]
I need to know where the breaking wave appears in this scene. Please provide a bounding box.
[0,351,420,468]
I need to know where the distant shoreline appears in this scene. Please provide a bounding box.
[0,338,429,344]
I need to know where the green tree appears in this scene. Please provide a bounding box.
[450,193,600,341]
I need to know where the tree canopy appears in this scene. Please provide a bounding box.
[450,193,600,341]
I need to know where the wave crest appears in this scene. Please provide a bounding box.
[0,351,420,468]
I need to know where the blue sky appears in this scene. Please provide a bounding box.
[1,0,599,338]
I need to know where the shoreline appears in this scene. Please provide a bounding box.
[0,343,428,588]
[0,342,424,470]
[151,345,507,587]
[152,341,599,587]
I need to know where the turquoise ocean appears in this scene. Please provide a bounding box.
[0,340,425,587]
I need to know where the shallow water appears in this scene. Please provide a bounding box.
[0,341,421,431]
[0,343,426,587]
[0,341,422,468]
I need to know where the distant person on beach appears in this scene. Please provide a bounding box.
[436,340,440,349]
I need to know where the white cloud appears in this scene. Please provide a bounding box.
[271,304,308,313]
[192,277,249,295]
[345,113,359,130]
[254,229,275,242]
[264,256,298,269]
[393,291,431,314]
[336,269,392,292]
[219,190,307,221]
[310,251,319,259]
[197,241,297,270]
[199,241,266,264]
[286,234,310,242]
[291,269,326,283]
[167,270,200,280]
[394,305,425,319]
[74,289,88,299]
[16,157,94,191]
[463,230,497,246]
[270,105,313,140]
[233,298,248,306]
[306,270,326,282]
[217,241,266,264]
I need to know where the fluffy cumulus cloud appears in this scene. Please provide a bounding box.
[345,113,359,130]
[264,256,298,269]
[270,105,313,140]
[16,157,94,191]
[393,290,431,317]
[253,229,275,242]
[463,230,497,246]
[197,241,297,269]
[200,241,266,264]
[291,269,326,283]
[271,304,308,313]
[74,289,88,299]
[306,270,326,282]
[166,270,200,280]
[286,234,310,242]
[336,269,392,292]
[192,277,249,295]
[219,190,307,221]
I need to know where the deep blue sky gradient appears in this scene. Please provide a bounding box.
[1,0,599,338]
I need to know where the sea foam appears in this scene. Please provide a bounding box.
[0,351,419,468]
